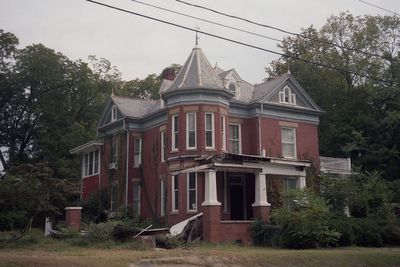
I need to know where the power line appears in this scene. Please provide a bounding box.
[175,0,391,61]
[357,0,399,16]
[129,0,281,43]
[85,0,395,85]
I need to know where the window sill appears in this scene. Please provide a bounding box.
[170,150,179,154]
[170,211,179,215]
[205,148,216,151]
[187,210,198,214]
[82,173,100,179]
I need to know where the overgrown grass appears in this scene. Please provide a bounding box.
[1,230,400,267]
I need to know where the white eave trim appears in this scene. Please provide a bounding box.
[70,140,103,155]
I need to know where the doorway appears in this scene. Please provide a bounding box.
[228,175,246,220]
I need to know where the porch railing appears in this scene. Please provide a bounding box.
[320,156,352,175]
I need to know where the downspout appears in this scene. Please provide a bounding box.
[125,120,129,216]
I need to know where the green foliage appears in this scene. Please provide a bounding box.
[250,220,279,246]
[85,221,120,242]
[82,188,110,223]
[272,189,340,248]
[0,163,79,232]
[326,215,356,246]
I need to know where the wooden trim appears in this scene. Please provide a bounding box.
[183,106,199,112]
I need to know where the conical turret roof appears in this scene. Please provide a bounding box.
[165,47,225,92]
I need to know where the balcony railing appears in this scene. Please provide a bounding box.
[320,156,352,175]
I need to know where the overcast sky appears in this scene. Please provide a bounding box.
[0,0,399,84]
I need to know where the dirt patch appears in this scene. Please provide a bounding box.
[130,255,243,267]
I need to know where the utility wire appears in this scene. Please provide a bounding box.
[175,0,391,61]
[130,0,282,42]
[357,0,399,16]
[85,0,395,85]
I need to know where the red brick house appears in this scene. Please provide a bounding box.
[70,46,324,243]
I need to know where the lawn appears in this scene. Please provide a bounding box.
[0,239,400,267]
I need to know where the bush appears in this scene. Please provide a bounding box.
[382,224,400,245]
[82,188,109,224]
[250,220,279,246]
[86,221,119,242]
[326,214,355,246]
[272,189,340,249]
[351,218,383,247]
[156,235,184,249]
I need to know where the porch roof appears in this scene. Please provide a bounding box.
[171,153,311,176]
[69,140,103,155]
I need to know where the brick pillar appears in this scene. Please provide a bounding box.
[65,207,82,231]
[252,172,271,222]
[202,170,221,243]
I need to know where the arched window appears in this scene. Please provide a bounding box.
[279,86,296,105]
[228,83,239,98]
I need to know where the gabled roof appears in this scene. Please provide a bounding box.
[111,96,160,118]
[164,47,225,93]
[251,74,324,112]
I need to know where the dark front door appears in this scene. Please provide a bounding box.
[229,184,244,220]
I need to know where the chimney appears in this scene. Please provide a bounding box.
[161,67,176,81]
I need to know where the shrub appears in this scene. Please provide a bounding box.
[272,189,340,249]
[250,220,279,246]
[382,224,400,246]
[351,218,383,247]
[326,214,356,246]
[86,221,119,242]
[82,188,109,224]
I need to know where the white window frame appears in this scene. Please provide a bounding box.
[171,114,179,151]
[133,180,141,217]
[111,105,118,122]
[281,127,297,159]
[187,172,197,212]
[160,179,166,216]
[221,115,226,151]
[279,86,296,105]
[110,185,117,212]
[228,123,242,154]
[134,138,142,168]
[160,131,166,162]
[82,149,100,178]
[172,175,179,213]
[205,112,215,149]
[186,112,197,150]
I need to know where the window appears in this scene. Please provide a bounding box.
[281,127,296,158]
[160,179,166,216]
[160,131,166,162]
[111,141,118,163]
[221,116,226,151]
[187,172,197,211]
[279,86,296,105]
[228,83,239,98]
[283,177,297,192]
[82,149,100,177]
[111,105,118,121]
[110,185,117,212]
[172,115,179,151]
[133,180,141,217]
[205,113,215,149]
[186,113,196,149]
[172,175,179,212]
[228,124,241,154]
[134,138,142,167]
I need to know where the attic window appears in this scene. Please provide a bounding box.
[111,105,118,122]
[228,83,239,98]
[279,86,296,105]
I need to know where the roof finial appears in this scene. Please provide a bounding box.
[287,63,291,75]
[111,87,115,97]
[195,25,200,47]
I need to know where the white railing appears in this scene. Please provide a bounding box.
[320,156,351,175]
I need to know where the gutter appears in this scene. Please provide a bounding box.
[124,119,129,216]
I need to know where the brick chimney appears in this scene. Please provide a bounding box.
[161,67,176,81]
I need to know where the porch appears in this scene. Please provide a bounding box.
[177,153,310,243]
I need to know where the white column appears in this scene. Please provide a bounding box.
[202,170,221,206]
[298,176,306,189]
[252,172,271,207]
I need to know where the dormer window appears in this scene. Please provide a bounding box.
[279,86,296,105]
[228,83,239,98]
[111,105,118,121]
